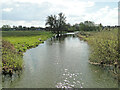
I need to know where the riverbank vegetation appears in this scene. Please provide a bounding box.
[65,19,119,71]
[2,31,53,75]
[77,28,119,73]
[0,37,2,72]
[2,40,23,75]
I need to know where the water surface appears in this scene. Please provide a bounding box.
[2,33,118,88]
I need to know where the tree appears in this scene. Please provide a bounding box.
[45,12,66,36]
[58,13,66,34]
[98,23,103,31]
[79,22,85,31]
[45,15,54,31]
[2,25,11,31]
[64,23,71,32]
[30,26,35,30]
[73,24,79,31]
[18,25,23,30]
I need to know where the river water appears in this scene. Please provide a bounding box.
[2,33,118,88]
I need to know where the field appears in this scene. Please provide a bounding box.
[2,31,54,74]
[2,31,54,52]
[78,28,119,67]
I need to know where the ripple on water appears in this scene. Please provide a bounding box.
[56,69,84,88]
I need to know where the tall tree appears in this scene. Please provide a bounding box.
[45,15,54,31]
[58,13,66,34]
[45,12,66,36]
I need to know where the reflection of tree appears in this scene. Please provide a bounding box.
[46,34,77,48]
[46,34,68,46]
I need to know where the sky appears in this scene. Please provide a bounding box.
[0,0,119,27]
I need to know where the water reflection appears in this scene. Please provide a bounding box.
[48,34,76,45]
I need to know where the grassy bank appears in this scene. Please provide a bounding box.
[2,31,54,74]
[78,29,119,68]
[2,40,23,74]
[0,37,2,72]
[3,31,54,53]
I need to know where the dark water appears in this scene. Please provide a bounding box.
[2,33,118,88]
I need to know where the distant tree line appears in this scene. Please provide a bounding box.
[1,25,45,31]
[1,23,119,32]
[65,21,102,32]
[65,21,119,32]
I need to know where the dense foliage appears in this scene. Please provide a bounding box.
[66,21,103,32]
[2,40,23,73]
[45,12,66,35]
[78,28,119,66]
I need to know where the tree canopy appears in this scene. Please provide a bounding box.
[45,12,66,35]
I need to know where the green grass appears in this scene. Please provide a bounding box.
[2,31,54,73]
[78,29,119,66]
[3,31,54,53]
[2,40,23,71]
[0,37,2,72]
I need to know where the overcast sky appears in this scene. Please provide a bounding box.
[0,0,119,27]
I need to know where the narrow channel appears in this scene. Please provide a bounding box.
[2,33,118,88]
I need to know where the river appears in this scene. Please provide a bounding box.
[2,33,118,88]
